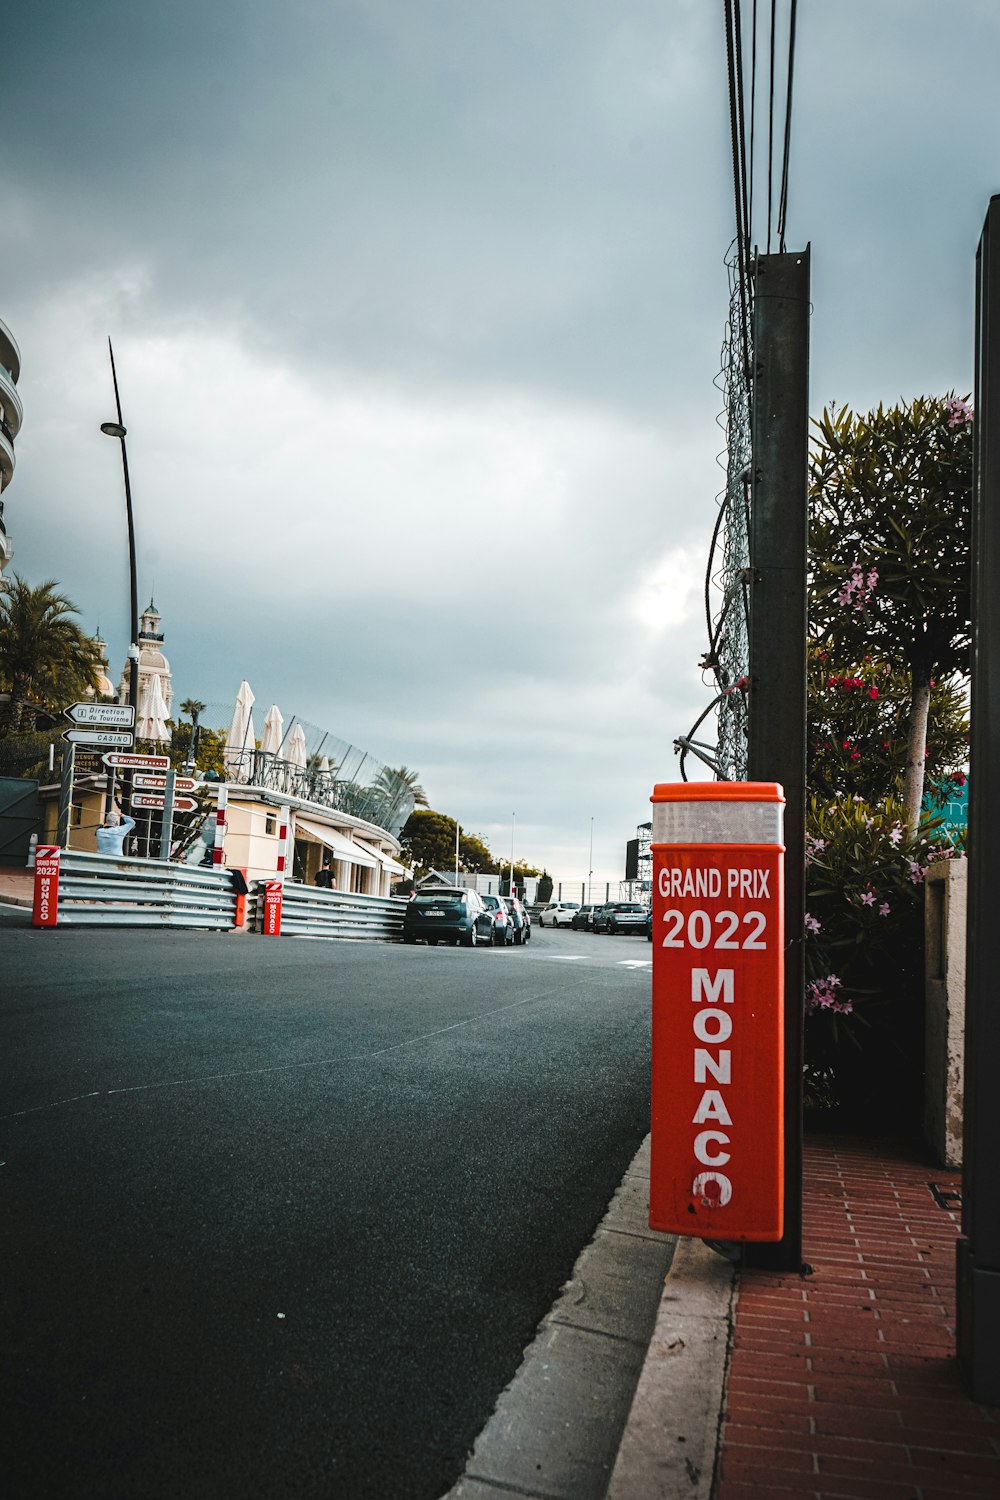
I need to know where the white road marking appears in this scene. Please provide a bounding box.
[618,959,652,970]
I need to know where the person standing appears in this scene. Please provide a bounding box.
[96,807,136,857]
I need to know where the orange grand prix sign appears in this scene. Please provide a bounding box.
[649,782,785,1243]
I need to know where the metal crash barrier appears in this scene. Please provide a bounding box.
[258,881,406,943]
[34,848,239,930]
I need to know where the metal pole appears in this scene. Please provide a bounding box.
[958,194,1000,1404]
[454,821,460,887]
[744,247,810,1274]
[588,817,593,905]
[160,769,176,862]
[510,812,515,897]
[107,341,140,715]
[57,746,75,848]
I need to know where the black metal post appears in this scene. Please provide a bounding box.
[107,341,140,715]
[744,248,810,1273]
[958,194,1000,1405]
[103,339,140,823]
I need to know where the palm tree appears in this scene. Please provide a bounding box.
[0,576,101,733]
[179,698,206,728]
[381,766,429,807]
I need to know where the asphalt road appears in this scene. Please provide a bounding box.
[1,923,653,1500]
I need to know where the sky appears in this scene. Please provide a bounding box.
[2,1,998,885]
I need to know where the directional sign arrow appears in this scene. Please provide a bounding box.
[133,774,200,792]
[63,729,136,748]
[131,793,198,812]
[64,702,136,728]
[102,751,170,770]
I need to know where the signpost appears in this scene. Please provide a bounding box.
[262,881,283,937]
[64,702,135,728]
[649,781,785,1244]
[102,752,170,771]
[63,729,135,749]
[32,846,61,928]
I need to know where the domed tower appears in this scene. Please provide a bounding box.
[90,630,117,699]
[119,598,174,715]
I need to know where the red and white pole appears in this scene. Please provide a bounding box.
[276,808,289,882]
[262,806,290,937]
[212,784,228,868]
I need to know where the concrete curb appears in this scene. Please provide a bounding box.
[604,1237,736,1500]
[443,1136,676,1500]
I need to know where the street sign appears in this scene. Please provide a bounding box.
[131,793,198,812]
[102,751,170,770]
[64,702,136,728]
[32,846,61,928]
[63,729,136,748]
[133,774,200,792]
[649,781,785,1244]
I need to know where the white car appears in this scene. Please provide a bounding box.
[538,901,581,928]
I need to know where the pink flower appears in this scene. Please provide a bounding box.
[908,860,925,884]
[879,902,890,916]
[943,396,974,427]
[860,890,876,906]
[804,913,821,934]
[889,826,903,845]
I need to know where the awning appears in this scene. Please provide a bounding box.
[294,816,378,868]
[356,843,406,877]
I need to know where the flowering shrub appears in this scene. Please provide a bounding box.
[803,794,961,1119]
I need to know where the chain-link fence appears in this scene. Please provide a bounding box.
[675,243,753,781]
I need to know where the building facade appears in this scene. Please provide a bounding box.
[118,598,174,715]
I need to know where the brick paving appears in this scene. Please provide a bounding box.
[715,1135,1000,1500]
[0,866,33,905]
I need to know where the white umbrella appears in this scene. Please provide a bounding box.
[260,704,284,756]
[286,722,308,770]
[318,754,331,775]
[224,680,256,777]
[136,673,171,742]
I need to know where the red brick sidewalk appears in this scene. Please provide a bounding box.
[715,1136,1000,1500]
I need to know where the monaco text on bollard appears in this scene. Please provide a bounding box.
[32,845,61,928]
[650,782,785,1242]
[262,880,283,937]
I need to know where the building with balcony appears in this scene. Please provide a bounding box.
[0,315,22,585]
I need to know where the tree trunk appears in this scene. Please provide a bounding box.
[904,661,932,835]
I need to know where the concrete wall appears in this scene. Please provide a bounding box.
[924,855,967,1169]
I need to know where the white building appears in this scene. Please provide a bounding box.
[118,598,174,716]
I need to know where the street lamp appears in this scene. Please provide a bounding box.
[100,340,140,713]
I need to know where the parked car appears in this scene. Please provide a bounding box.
[403,888,493,947]
[481,893,515,945]
[505,895,532,943]
[570,904,600,931]
[537,901,581,928]
[593,901,649,935]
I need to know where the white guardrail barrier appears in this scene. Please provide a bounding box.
[257,881,407,942]
[47,849,241,929]
[27,848,407,940]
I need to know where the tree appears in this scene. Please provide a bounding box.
[179,698,205,726]
[379,766,428,807]
[399,808,498,875]
[0,576,101,733]
[807,647,968,808]
[809,396,973,831]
